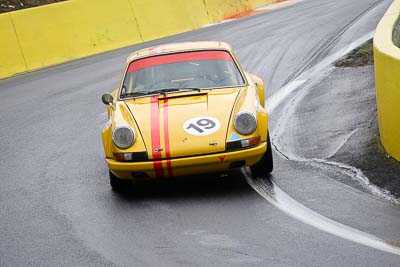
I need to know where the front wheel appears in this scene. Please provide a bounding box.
[250,132,273,177]
[109,171,131,192]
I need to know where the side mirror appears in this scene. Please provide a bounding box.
[249,74,265,108]
[102,94,113,106]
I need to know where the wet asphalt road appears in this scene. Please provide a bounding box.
[1,0,400,266]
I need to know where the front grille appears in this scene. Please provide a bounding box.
[131,152,148,162]
[226,141,243,152]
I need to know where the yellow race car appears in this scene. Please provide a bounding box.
[101,41,273,191]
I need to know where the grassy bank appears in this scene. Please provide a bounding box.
[335,40,374,67]
[0,0,64,13]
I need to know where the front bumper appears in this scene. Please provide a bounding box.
[106,142,267,179]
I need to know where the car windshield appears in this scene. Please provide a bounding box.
[120,50,246,98]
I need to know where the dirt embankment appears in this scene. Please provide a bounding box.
[331,40,400,197]
[393,17,400,47]
[0,0,64,13]
[335,40,374,67]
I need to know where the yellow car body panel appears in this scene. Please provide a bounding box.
[102,41,270,180]
[106,143,266,179]
[125,87,240,159]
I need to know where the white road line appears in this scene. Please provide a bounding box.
[265,31,375,113]
[245,13,400,256]
[244,170,400,256]
[266,79,306,114]
[264,29,400,204]
[308,158,400,205]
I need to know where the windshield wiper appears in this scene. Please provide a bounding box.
[150,88,202,94]
[120,92,149,98]
[120,88,202,99]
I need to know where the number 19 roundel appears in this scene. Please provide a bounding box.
[183,117,221,136]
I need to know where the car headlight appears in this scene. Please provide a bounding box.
[112,125,135,149]
[234,111,257,135]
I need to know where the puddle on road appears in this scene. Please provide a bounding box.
[243,169,400,256]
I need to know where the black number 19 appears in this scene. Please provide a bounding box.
[186,119,216,133]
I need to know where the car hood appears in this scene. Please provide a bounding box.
[125,88,242,159]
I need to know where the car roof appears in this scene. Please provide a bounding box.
[127,41,233,62]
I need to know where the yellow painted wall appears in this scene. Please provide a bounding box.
[0,0,275,80]
[374,0,400,161]
[131,0,209,41]
[204,0,247,21]
[10,0,142,71]
[245,0,275,9]
[203,0,274,21]
[0,14,27,78]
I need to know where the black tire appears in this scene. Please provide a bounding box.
[250,132,273,177]
[109,171,131,192]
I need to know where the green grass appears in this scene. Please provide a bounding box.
[335,39,374,68]
[0,0,64,13]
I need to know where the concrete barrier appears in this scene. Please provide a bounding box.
[9,0,142,72]
[374,0,400,161]
[0,14,27,78]
[204,0,274,21]
[131,0,209,41]
[0,0,275,80]
[246,0,275,9]
[204,0,248,22]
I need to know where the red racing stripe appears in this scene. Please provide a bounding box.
[163,99,173,177]
[127,50,233,73]
[150,96,163,177]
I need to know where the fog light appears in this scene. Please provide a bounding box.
[113,152,149,162]
[241,136,261,147]
[113,153,132,161]
[226,136,261,152]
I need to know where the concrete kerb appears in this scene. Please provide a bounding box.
[373,0,400,161]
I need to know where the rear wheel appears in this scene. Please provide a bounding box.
[109,171,131,192]
[250,132,273,177]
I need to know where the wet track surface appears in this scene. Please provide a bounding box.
[1,0,400,266]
